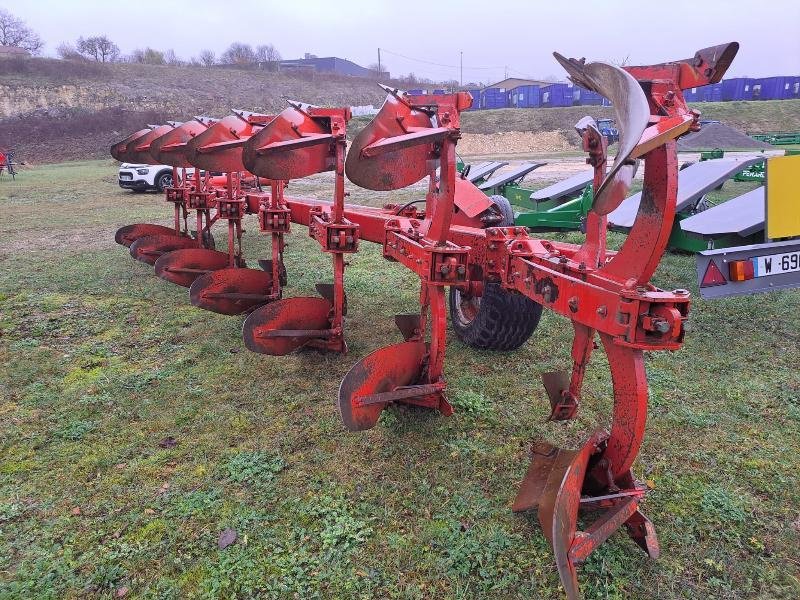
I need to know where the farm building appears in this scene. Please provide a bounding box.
[0,45,31,59]
[278,54,379,78]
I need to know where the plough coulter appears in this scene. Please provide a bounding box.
[111,42,740,598]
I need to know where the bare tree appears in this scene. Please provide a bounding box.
[56,42,84,61]
[0,9,43,54]
[368,62,390,79]
[220,42,256,66]
[255,44,281,69]
[198,49,215,67]
[164,48,183,66]
[130,47,165,65]
[76,35,120,62]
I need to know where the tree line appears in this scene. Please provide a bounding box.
[0,8,465,85]
[56,37,282,69]
[0,8,281,68]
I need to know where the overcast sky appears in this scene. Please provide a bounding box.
[8,0,800,84]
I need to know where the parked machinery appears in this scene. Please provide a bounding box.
[111,42,741,599]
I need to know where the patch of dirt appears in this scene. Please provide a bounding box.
[678,123,773,151]
[458,130,575,156]
[0,224,125,254]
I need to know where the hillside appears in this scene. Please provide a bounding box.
[460,100,800,136]
[1,58,799,163]
[0,58,388,163]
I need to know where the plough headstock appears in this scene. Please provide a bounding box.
[242,102,350,180]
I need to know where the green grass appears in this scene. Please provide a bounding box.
[1,161,799,599]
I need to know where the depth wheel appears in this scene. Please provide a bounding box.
[450,283,542,350]
[448,194,542,350]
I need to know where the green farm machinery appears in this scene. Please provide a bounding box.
[750,131,800,145]
[460,154,769,252]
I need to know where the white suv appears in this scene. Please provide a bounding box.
[118,163,193,193]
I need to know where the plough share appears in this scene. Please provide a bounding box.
[111,43,739,598]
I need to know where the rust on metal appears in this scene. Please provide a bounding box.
[242,296,333,355]
[154,248,233,287]
[189,267,274,315]
[129,234,198,265]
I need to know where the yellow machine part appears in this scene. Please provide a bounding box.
[766,154,800,239]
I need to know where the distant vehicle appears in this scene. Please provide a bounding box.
[118,163,191,192]
[595,118,619,144]
[0,148,18,179]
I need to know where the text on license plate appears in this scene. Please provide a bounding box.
[120,173,132,180]
[753,250,800,277]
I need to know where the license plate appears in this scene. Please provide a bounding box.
[753,250,800,277]
[120,173,132,180]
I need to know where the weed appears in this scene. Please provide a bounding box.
[223,450,286,489]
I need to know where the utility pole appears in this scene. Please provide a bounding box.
[377,48,381,78]
[460,51,463,87]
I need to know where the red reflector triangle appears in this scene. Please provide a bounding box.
[701,260,727,287]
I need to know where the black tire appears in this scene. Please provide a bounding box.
[489,193,515,226]
[448,194,543,351]
[450,284,543,350]
[155,171,174,193]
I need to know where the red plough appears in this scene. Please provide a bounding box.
[110,43,740,598]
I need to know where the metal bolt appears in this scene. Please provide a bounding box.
[654,319,671,333]
[568,296,579,313]
[597,305,607,317]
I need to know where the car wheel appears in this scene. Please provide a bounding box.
[155,171,174,193]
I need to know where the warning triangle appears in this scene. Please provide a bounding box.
[700,260,727,287]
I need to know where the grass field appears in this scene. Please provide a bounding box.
[1,161,799,599]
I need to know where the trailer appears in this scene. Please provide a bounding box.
[696,154,800,297]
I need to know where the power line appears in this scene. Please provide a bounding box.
[380,48,502,71]
[379,48,552,85]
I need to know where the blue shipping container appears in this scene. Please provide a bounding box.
[753,77,788,100]
[683,85,706,102]
[721,78,755,101]
[509,85,540,108]
[777,76,800,99]
[574,86,604,106]
[704,83,723,102]
[406,89,425,95]
[481,87,509,109]
[540,83,573,107]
